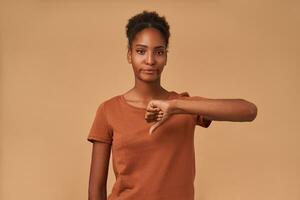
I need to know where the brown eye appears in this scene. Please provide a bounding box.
[156,50,165,55]
[136,49,145,55]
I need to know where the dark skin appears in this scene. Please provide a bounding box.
[88,27,258,199]
[88,27,169,200]
[124,27,170,106]
[88,141,110,200]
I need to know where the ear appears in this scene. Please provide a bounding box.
[127,49,132,64]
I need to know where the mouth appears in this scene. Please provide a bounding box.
[143,70,157,74]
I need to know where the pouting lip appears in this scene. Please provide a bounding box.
[143,69,157,72]
[143,70,156,74]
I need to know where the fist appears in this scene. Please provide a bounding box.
[145,99,174,135]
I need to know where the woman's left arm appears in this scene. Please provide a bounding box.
[169,97,258,122]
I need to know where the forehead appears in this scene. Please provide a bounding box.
[132,27,166,48]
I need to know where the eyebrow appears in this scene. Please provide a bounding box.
[135,44,165,49]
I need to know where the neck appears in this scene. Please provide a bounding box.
[132,78,167,100]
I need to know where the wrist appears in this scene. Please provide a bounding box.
[169,99,184,114]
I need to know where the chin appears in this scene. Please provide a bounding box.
[139,76,159,82]
[142,78,158,82]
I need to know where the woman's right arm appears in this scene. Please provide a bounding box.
[88,141,111,200]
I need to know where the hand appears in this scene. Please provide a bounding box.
[145,99,175,135]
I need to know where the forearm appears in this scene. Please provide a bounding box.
[88,185,107,200]
[170,98,257,122]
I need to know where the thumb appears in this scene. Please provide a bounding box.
[149,122,161,135]
[149,117,167,135]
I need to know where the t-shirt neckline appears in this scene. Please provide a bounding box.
[119,91,175,111]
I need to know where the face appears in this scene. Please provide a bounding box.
[127,27,167,82]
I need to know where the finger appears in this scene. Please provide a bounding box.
[157,113,164,117]
[149,122,161,135]
[145,113,162,121]
[145,112,159,119]
[148,102,157,108]
[145,110,162,121]
[145,113,157,119]
[145,111,158,116]
[147,101,161,110]
[156,113,164,119]
[149,126,154,135]
[146,107,160,112]
[146,110,160,116]
[155,111,165,119]
[149,115,168,135]
[150,101,159,107]
[145,115,158,122]
[150,118,164,134]
[145,115,157,122]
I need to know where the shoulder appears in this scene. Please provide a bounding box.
[171,91,208,100]
[92,94,121,115]
[97,94,121,109]
[169,91,191,99]
[92,95,122,123]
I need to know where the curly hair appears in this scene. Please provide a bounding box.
[126,10,170,50]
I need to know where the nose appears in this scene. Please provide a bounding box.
[145,52,155,65]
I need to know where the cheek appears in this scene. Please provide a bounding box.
[157,56,167,66]
[131,60,142,74]
[131,54,144,65]
[131,59,142,71]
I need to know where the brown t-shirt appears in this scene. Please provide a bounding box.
[87,91,212,200]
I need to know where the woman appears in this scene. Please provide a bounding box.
[87,10,257,200]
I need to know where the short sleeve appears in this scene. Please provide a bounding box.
[179,91,212,128]
[87,102,113,144]
[196,114,212,128]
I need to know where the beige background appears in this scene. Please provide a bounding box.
[1,0,299,200]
